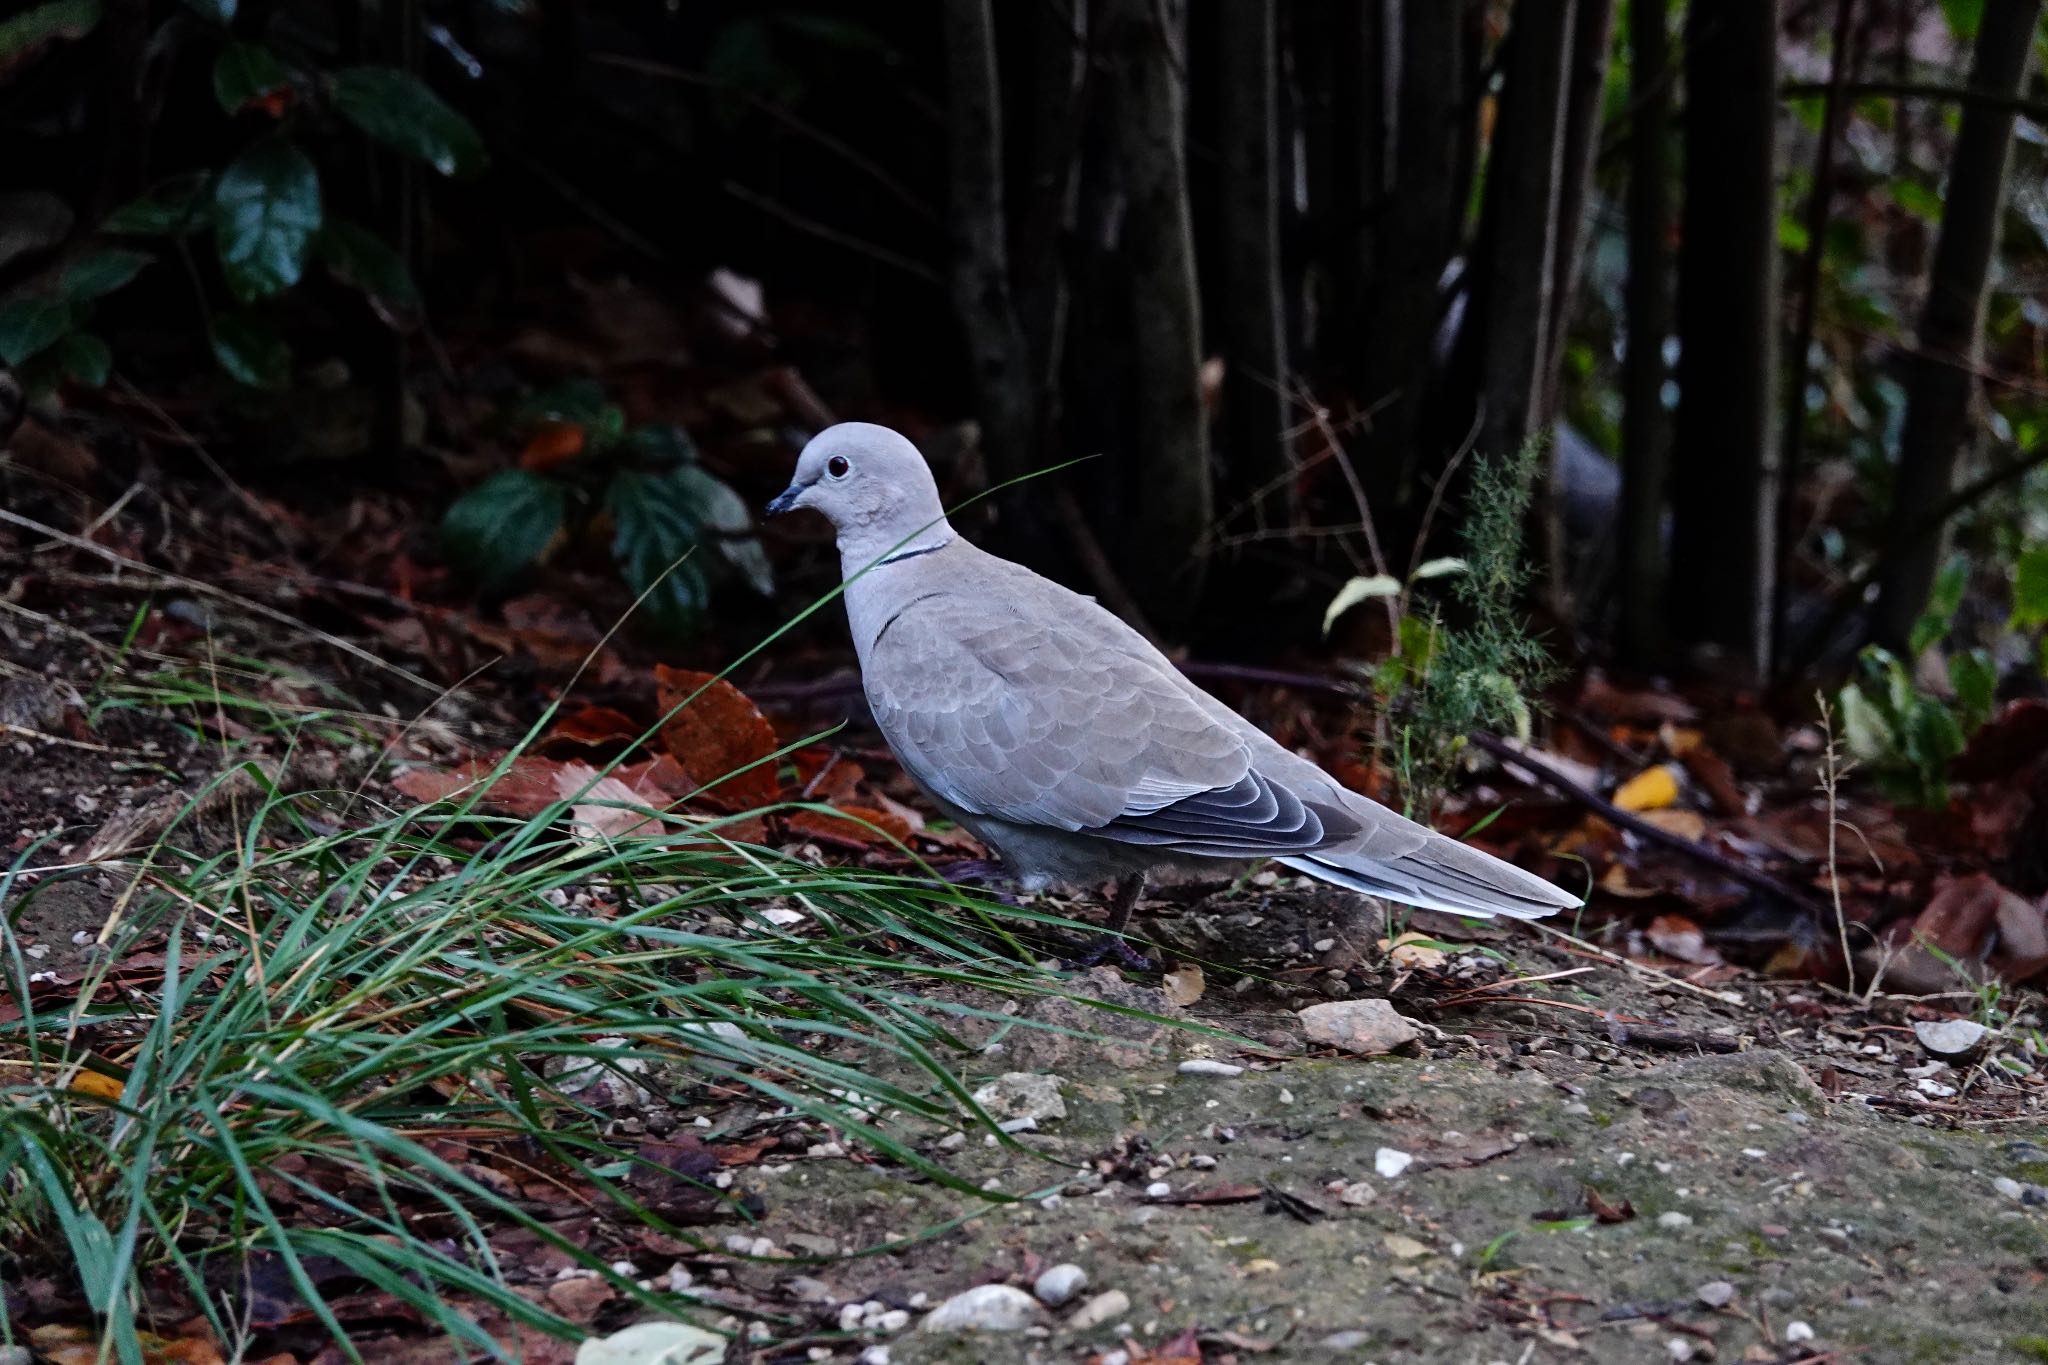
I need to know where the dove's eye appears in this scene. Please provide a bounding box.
[826,455,851,479]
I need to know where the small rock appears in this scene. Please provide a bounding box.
[1382,1233,1430,1259]
[1994,1175,2026,1200]
[1318,1330,1373,1351]
[858,1350,891,1365]
[1177,1059,1246,1076]
[1298,998,1422,1055]
[1145,1181,1172,1198]
[1784,1321,1815,1343]
[1034,1263,1089,1308]
[574,1322,725,1365]
[1913,1018,1990,1062]
[1067,1289,1132,1331]
[1657,1211,1694,1230]
[1340,1182,1376,1208]
[970,1072,1068,1124]
[1696,1280,1736,1308]
[920,1285,1045,1333]
[1667,1339,1699,1362]
[1374,1147,1414,1179]
[0,1351,32,1365]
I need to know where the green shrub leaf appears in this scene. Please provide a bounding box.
[673,462,774,596]
[2012,546,2048,631]
[330,67,486,177]
[61,247,151,301]
[0,0,101,60]
[0,294,75,365]
[51,331,111,386]
[317,220,421,323]
[1908,553,1969,656]
[209,312,290,388]
[443,470,566,591]
[213,139,323,302]
[104,176,211,235]
[609,467,708,635]
[214,39,291,114]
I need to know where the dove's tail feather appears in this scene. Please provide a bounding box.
[1279,837,1580,922]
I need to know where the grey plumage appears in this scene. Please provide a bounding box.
[765,422,1580,925]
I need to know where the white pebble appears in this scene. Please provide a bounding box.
[1375,1147,1413,1179]
[1785,1321,1814,1343]
[1145,1181,1172,1198]
[1177,1060,1245,1077]
[1657,1211,1694,1230]
[1033,1262,1089,1308]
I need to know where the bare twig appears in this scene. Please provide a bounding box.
[1814,692,1858,996]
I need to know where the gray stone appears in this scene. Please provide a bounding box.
[1066,1288,1132,1331]
[920,1284,1045,1333]
[1913,1018,1990,1062]
[1696,1280,1736,1308]
[1297,999,1421,1055]
[970,1072,1068,1124]
[1033,1262,1089,1308]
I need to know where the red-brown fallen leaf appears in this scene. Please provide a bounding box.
[714,1134,780,1166]
[1678,743,1747,816]
[540,705,643,756]
[519,420,587,470]
[783,803,915,850]
[556,760,669,840]
[1131,1328,1201,1365]
[796,752,866,803]
[544,1274,614,1323]
[655,666,780,809]
[1952,699,2048,782]
[1644,913,1723,966]
[391,755,565,816]
[1584,1184,1635,1223]
[1991,890,2048,984]
[1912,873,2013,961]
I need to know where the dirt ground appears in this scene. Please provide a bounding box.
[3,596,2046,1365]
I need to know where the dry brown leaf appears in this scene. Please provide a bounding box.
[1162,962,1206,1006]
[655,665,780,809]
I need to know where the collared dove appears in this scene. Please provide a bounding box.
[765,422,1580,956]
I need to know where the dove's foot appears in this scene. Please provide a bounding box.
[1061,933,1154,973]
[928,858,1023,905]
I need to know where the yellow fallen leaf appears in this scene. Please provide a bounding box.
[69,1068,125,1101]
[1639,807,1708,840]
[1613,763,1680,812]
[1377,931,1449,970]
[1383,1233,1432,1259]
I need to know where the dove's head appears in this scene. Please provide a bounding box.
[765,422,953,563]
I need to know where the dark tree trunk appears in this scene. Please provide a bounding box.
[1671,0,1781,677]
[1545,0,1615,413]
[1870,0,2044,648]
[1006,0,1086,433]
[1362,0,1471,502]
[1101,0,1210,619]
[1618,0,1674,665]
[1213,0,1294,533]
[1296,1,1386,381]
[943,0,1040,541]
[1472,0,1578,465]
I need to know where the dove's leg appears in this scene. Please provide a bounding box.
[1064,873,1152,971]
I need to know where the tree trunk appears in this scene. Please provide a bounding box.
[1007,0,1086,431]
[1472,0,1577,464]
[1869,0,2043,648]
[1671,0,1781,677]
[1545,0,1616,413]
[1102,0,1211,619]
[943,0,1040,540]
[1296,1,1386,381]
[1361,0,1470,500]
[1618,0,1674,665]
[1213,0,1294,533]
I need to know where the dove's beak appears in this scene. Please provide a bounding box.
[764,482,806,519]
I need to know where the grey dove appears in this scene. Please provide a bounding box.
[765,422,1580,957]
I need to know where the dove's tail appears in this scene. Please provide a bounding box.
[1279,835,1581,921]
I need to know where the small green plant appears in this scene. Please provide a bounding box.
[1836,556,1994,807]
[441,382,773,636]
[0,0,480,392]
[1325,439,1555,820]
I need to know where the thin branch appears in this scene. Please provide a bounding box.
[720,181,944,286]
[1782,78,2048,123]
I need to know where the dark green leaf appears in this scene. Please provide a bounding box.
[1908,553,1969,656]
[104,177,210,236]
[60,248,151,301]
[1948,648,1996,732]
[317,220,420,324]
[1890,177,1944,223]
[213,140,322,302]
[209,312,291,388]
[1900,699,1964,804]
[2013,547,2048,630]
[1940,0,1983,40]
[443,470,566,591]
[0,294,74,365]
[51,331,111,386]
[0,0,100,60]
[214,40,291,114]
[330,67,486,177]
[184,0,233,21]
[672,462,773,595]
[609,467,708,635]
